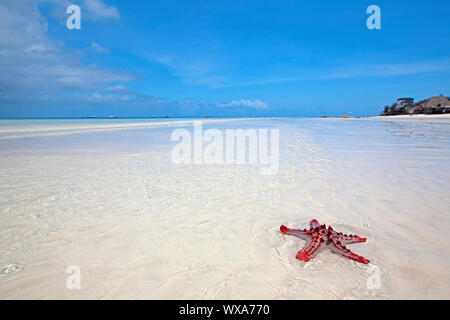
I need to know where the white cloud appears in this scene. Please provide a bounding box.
[0,0,133,104]
[146,48,450,89]
[91,42,110,54]
[144,53,227,88]
[0,0,271,117]
[84,0,120,20]
[217,58,450,88]
[105,85,133,94]
[217,99,268,110]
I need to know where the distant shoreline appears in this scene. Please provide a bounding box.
[371,114,450,120]
[1,114,449,121]
[0,116,274,120]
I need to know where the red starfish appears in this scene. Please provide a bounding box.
[280,219,370,264]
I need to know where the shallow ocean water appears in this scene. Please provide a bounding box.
[0,118,449,299]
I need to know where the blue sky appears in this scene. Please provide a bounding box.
[0,0,449,117]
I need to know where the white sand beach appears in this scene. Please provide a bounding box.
[0,117,449,299]
[373,114,450,120]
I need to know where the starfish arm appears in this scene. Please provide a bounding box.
[330,239,370,264]
[310,219,320,228]
[280,225,310,241]
[335,233,367,244]
[295,235,323,262]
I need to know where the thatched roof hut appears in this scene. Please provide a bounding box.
[418,96,450,108]
[414,96,450,114]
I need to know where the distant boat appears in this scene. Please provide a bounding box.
[107,115,117,118]
[82,115,97,118]
[161,115,168,118]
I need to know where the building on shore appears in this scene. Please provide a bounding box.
[381,95,450,115]
[397,98,415,110]
[411,96,450,114]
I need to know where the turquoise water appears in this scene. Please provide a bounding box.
[0,117,207,139]
[0,117,201,128]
